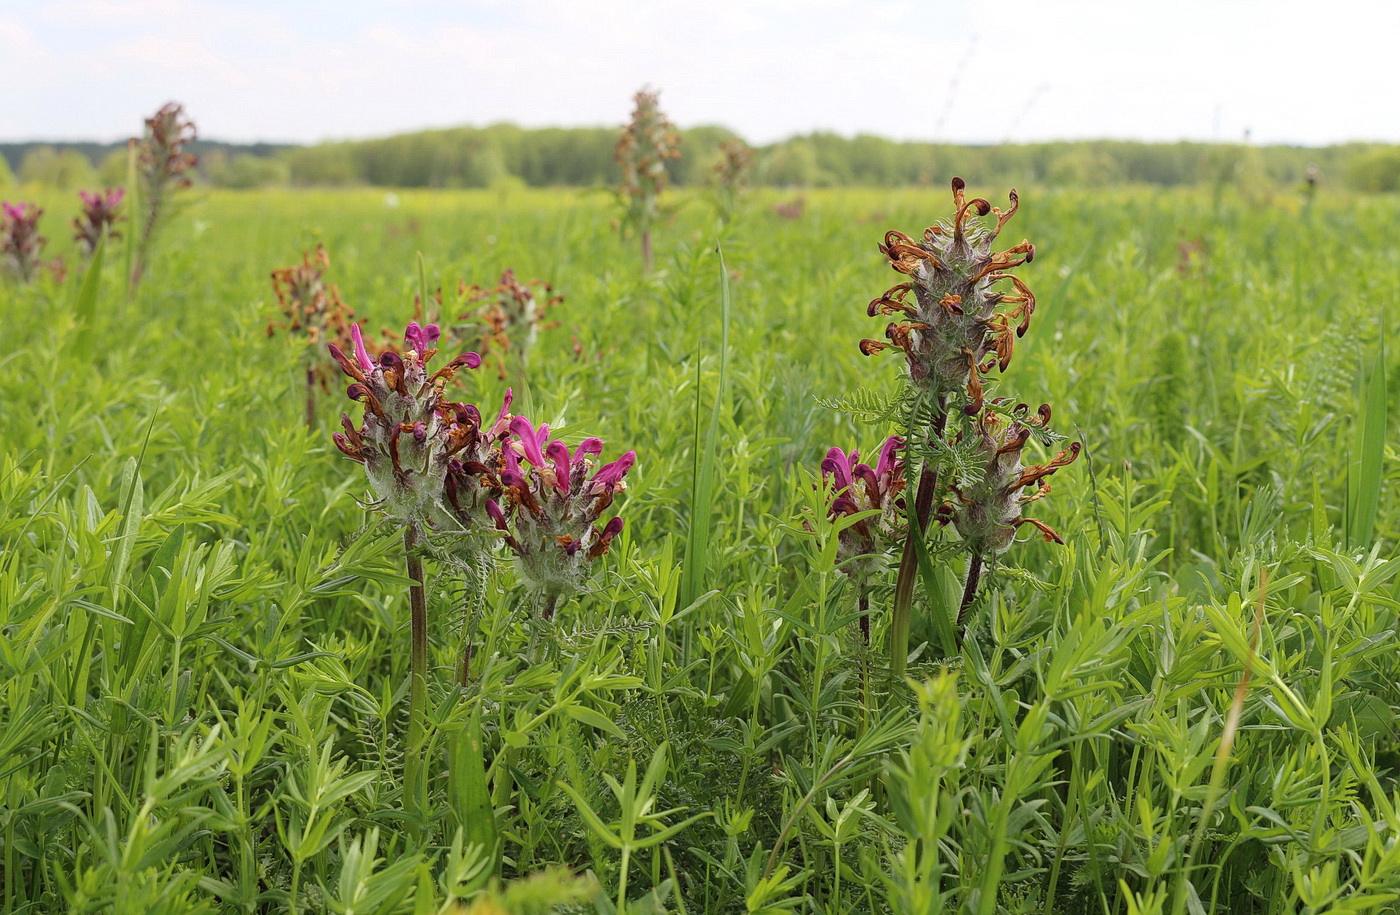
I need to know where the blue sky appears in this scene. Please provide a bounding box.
[1,0,1395,146]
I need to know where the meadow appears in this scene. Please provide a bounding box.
[2,180,1399,914]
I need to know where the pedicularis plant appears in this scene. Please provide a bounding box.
[822,178,1078,669]
[73,188,125,258]
[328,320,632,823]
[459,268,562,378]
[268,244,356,428]
[130,101,197,291]
[615,87,680,272]
[0,202,44,283]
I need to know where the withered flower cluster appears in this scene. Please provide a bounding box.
[460,269,562,378]
[73,188,125,257]
[615,87,680,270]
[942,402,1080,558]
[330,322,633,615]
[827,178,1079,652]
[130,102,197,289]
[269,245,357,427]
[860,178,1035,414]
[1,202,45,283]
[710,138,752,222]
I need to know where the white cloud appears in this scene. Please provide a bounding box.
[1,0,1397,145]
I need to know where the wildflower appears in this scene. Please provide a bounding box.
[459,269,561,378]
[73,188,125,257]
[944,403,1080,558]
[130,102,198,289]
[822,435,906,644]
[328,322,481,528]
[821,435,907,578]
[441,388,515,536]
[271,245,357,427]
[859,177,1036,414]
[488,417,633,617]
[1,202,45,283]
[616,87,680,270]
[710,138,751,222]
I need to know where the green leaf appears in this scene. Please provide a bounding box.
[1348,329,1386,547]
[681,245,731,607]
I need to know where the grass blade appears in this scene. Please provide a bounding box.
[1348,327,1387,546]
[680,245,730,608]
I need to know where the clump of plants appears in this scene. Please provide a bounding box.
[129,102,197,290]
[268,244,356,427]
[615,87,680,271]
[328,320,633,819]
[72,188,125,258]
[459,269,562,378]
[821,178,1078,665]
[1,202,45,283]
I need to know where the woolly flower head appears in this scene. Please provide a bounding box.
[860,178,1037,414]
[488,417,633,614]
[329,322,480,527]
[945,403,1080,558]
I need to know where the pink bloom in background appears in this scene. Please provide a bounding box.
[1,202,46,283]
[73,188,126,257]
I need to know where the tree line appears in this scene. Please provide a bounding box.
[5,127,1400,191]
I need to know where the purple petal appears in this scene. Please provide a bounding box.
[591,450,635,489]
[577,437,604,459]
[489,389,514,437]
[424,323,441,345]
[509,417,547,467]
[601,516,624,539]
[486,498,508,530]
[351,324,374,373]
[546,440,572,494]
[412,421,427,443]
[874,435,904,479]
[821,447,853,491]
[404,322,426,353]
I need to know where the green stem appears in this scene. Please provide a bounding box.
[403,524,428,834]
[890,408,947,678]
[955,554,984,648]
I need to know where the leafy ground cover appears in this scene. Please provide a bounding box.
[2,183,1398,913]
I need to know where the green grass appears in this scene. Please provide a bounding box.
[2,182,1399,913]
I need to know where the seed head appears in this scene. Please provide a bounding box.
[860,177,1037,414]
[943,402,1079,557]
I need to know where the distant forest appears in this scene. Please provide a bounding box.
[5,125,1400,191]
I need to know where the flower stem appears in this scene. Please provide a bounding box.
[403,524,428,834]
[955,554,984,648]
[890,408,947,678]
[304,365,316,430]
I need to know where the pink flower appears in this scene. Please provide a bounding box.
[820,435,907,576]
[489,418,633,614]
[1,202,45,283]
